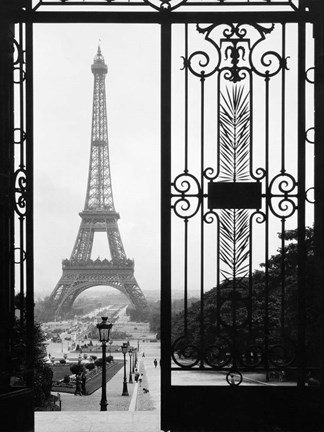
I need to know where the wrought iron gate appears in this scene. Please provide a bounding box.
[161,2,324,431]
[0,1,324,431]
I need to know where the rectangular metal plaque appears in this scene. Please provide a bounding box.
[208,182,262,209]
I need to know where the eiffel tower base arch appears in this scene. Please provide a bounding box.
[48,260,149,319]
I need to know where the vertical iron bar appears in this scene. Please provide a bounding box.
[18,21,25,327]
[248,71,253,337]
[216,72,221,337]
[184,218,188,334]
[232,208,237,370]
[184,23,188,173]
[313,7,324,388]
[264,73,270,381]
[280,218,286,338]
[297,17,306,388]
[183,24,189,335]
[25,13,34,391]
[216,218,220,336]
[248,215,254,338]
[281,22,286,174]
[0,15,15,392]
[280,24,287,339]
[199,71,205,369]
[160,17,172,432]
[249,72,254,178]
[216,73,221,179]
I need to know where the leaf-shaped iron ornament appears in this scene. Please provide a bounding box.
[219,85,250,182]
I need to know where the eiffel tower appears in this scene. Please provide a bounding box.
[48,46,148,317]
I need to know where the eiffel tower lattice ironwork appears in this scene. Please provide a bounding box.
[49,46,148,317]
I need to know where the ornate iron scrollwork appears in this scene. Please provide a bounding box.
[171,172,201,219]
[171,337,200,368]
[14,168,27,217]
[268,172,297,219]
[171,18,309,386]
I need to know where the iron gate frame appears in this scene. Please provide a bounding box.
[0,1,324,431]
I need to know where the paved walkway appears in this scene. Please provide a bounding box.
[138,343,161,409]
[35,341,161,432]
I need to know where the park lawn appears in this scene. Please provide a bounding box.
[52,361,124,395]
[52,364,75,383]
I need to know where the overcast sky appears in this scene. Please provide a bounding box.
[34,24,161,299]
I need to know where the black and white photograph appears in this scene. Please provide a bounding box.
[0,1,323,431]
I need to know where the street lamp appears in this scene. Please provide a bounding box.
[121,342,129,396]
[97,317,113,411]
[132,348,137,373]
[128,347,133,383]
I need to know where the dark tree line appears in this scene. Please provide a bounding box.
[171,227,320,365]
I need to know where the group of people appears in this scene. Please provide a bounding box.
[134,369,144,386]
[74,371,87,396]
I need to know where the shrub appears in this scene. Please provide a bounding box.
[34,361,53,408]
[63,375,70,384]
[107,355,114,363]
[86,363,95,371]
[70,362,84,375]
[90,355,97,361]
[94,358,102,367]
[59,359,66,364]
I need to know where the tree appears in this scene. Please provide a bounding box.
[171,227,319,365]
[31,321,54,408]
[34,296,55,322]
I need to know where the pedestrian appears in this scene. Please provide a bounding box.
[135,371,139,383]
[81,371,87,395]
[154,358,158,368]
[74,372,82,396]
[142,352,145,357]
[138,373,143,387]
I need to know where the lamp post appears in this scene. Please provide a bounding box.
[96,317,113,411]
[132,348,137,373]
[121,342,129,396]
[128,347,133,383]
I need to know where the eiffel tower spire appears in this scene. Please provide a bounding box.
[47,47,148,317]
[70,46,126,263]
[85,45,113,211]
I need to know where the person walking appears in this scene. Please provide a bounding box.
[138,373,143,387]
[135,371,139,383]
[81,371,87,395]
[134,368,139,383]
[154,358,158,368]
[74,372,82,396]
